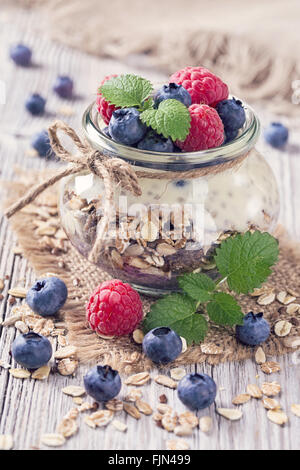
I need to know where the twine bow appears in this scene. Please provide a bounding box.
[5,121,142,263]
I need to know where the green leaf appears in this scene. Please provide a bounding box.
[215,231,279,294]
[143,294,208,345]
[140,99,191,141]
[99,74,153,108]
[139,97,154,112]
[178,273,215,302]
[206,292,244,326]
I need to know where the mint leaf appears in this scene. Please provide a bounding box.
[178,273,215,302]
[207,292,244,326]
[140,99,191,141]
[99,74,153,108]
[143,294,208,345]
[215,231,279,294]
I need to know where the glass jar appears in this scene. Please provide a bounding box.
[59,102,280,296]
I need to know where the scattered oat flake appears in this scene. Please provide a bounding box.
[132,329,144,344]
[124,372,150,386]
[62,385,85,397]
[154,375,177,389]
[260,361,281,375]
[217,408,243,421]
[135,399,153,415]
[57,418,78,438]
[78,402,96,413]
[257,292,275,306]
[250,286,273,297]
[232,393,251,405]
[84,415,96,429]
[286,303,300,314]
[1,313,23,327]
[0,434,13,450]
[247,384,262,398]
[41,433,65,447]
[199,416,212,433]
[9,368,31,379]
[32,365,51,380]
[274,320,292,337]
[267,410,288,425]
[261,381,281,397]
[291,404,300,417]
[0,279,4,292]
[123,403,141,420]
[201,343,223,355]
[262,397,281,410]
[178,411,198,428]
[174,425,193,436]
[277,291,296,305]
[54,345,77,359]
[90,410,114,427]
[162,413,177,431]
[105,399,123,412]
[73,397,83,405]
[112,420,128,432]
[124,388,143,402]
[7,287,27,298]
[57,358,78,376]
[15,320,29,334]
[255,347,266,365]
[170,367,186,381]
[180,337,187,353]
[166,439,190,450]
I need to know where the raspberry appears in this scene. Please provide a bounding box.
[169,66,228,107]
[86,279,143,336]
[96,74,118,124]
[176,104,224,152]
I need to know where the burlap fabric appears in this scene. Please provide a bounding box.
[4,169,300,373]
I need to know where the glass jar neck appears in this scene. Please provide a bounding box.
[82,101,260,171]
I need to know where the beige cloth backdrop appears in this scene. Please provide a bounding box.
[3,0,300,113]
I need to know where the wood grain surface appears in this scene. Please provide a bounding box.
[0,9,299,450]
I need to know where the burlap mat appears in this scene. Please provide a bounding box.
[4,168,300,373]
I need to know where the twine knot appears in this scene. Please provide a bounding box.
[5,120,142,263]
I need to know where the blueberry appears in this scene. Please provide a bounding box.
[26,277,68,317]
[12,332,52,369]
[224,128,239,144]
[142,327,182,364]
[84,365,121,402]
[109,108,147,146]
[174,179,187,187]
[31,130,54,158]
[177,373,217,410]
[236,312,270,346]
[10,44,32,66]
[264,122,288,149]
[137,131,174,152]
[102,126,111,138]
[216,98,246,132]
[53,76,73,99]
[25,94,46,116]
[154,83,191,108]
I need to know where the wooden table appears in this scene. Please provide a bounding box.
[0,9,299,450]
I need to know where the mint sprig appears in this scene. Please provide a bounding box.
[140,99,191,141]
[143,231,279,345]
[99,74,153,108]
[215,231,279,294]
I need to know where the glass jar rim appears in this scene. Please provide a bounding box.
[82,100,260,171]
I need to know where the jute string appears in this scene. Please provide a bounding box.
[5,121,249,263]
